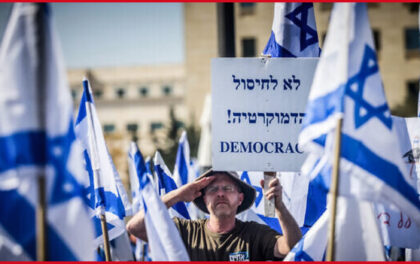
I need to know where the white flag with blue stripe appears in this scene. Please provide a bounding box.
[173,131,195,187]
[173,131,203,219]
[299,3,420,226]
[262,2,325,228]
[0,3,95,260]
[263,3,321,58]
[285,197,385,261]
[154,151,190,219]
[75,79,131,246]
[134,150,190,261]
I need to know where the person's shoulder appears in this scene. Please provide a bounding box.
[173,217,206,227]
[239,220,280,234]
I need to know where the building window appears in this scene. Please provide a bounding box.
[71,89,77,100]
[139,86,149,97]
[239,3,255,16]
[93,89,103,99]
[373,29,381,51]
[103,124,115,133]
[162,85,172,96]
[407,80,420,97]
[403,3,418,13]
[320,3,333,12]
[405,28,420,59]
[150,122,163,132]
[116,88,126,98]
[242,38,256,57]
[126,123,138,132]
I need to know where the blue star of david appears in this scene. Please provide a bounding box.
[285,3,318,52]
[241,172,263,207]
[345,44,392,130]
[291,240,314,261]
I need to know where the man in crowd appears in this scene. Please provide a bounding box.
[127,169,302,261]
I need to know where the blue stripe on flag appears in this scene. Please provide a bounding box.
[175,144,188,186]
[83,79,94,103]
[75,91,87,126]
[0,131,46,173]
[95,187,126,219]
[155,165,190,219]
[302,84,346,130]
[262,31,297,58]
[341,134,420,211]
[0,189,36,259]
[0,189,78,260]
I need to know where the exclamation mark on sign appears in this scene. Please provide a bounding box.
[227,109,231,124]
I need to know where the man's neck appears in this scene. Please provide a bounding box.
[207,215,236,234]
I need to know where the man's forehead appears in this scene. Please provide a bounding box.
[209,173,236,185]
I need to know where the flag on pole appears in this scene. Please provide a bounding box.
[75,79,131,246]
[262,2,325,228]
[173,131,195,187]
[134,149,190,261]
[262,3,321,58]
[299,3,420,226]
[0,3,95,260]
[285,197,385,261]
[154,151,190,219]
[197,94,212,170]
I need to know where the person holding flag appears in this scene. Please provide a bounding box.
[127,170,301,261]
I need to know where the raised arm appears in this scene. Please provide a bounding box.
[126,176,215,241]
[261,178,302,258]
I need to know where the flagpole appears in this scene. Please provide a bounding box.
[326,117,343,261]
[35,3,47,261]
[37,175,47,261]
[85,92,112,261]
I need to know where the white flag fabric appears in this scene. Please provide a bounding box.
[75,79,131,246]
[262,2,325,228]
[285,197,385,261]
[154,151,190,219]
[263,3,321,58]
[0,3,95,260]
[299,3,420,226]
[136,152,190,261]
[173,131,196,187]
[173,131,204,219]
[373,117,420,249]
[197,93,212,168]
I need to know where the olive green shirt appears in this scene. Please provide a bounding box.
[173,217,282,261]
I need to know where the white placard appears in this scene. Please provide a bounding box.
[212,58,318,171]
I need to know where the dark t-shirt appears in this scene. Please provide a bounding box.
[173,217,282,261]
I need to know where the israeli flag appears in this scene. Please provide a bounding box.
[285,197,385,261]
[133,148,190,261]
[299,3,420,226]
[154,151,190,219]
[262,3,325,228]
[75,79,132,246]
[263,3,321,58]
[173,131,195,187]
[128,142,149,261]
[0,3,95,260]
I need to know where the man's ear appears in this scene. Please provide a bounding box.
[238,193,244,205]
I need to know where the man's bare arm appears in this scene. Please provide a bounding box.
[261,178,302,258]
[126,176,215,241]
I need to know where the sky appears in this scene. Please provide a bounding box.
[0,3,184,69]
